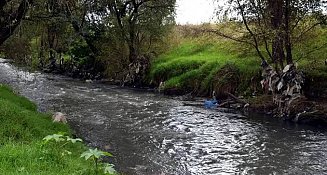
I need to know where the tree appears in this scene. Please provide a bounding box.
[17,0,105,74]
[216,0,327,117]
[218,0,326,71]
[58,0,176,81]
[0,0,32,45]
[108,0,176,63]
[1,0,176,82]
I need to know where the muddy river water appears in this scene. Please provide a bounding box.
[1,62,327,175]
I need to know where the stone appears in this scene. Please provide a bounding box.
[52,112,67,124]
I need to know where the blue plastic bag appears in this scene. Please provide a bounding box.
[204,99,218,109]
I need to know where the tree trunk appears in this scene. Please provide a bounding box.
[129,44,137,63]
[47,26,57,71]
[269,0,285,71]
[0,0,30,46]
[263,0,304,118]
[284,0,293,64]
[39,32,46,68]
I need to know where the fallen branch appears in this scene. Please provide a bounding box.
[224,92,248,105]
[219,100,236,108]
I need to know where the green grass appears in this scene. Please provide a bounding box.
[149,35,260,95]
[149,26,327,96]
[0,85,104,174]
[294,28,327,77]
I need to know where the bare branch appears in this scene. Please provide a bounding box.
[200,28,255,46]
[236,0,266,62]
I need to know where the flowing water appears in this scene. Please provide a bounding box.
[1,62,327,175]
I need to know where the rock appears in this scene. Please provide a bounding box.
[52,112,67,124]
[104,145,111,150]
[295,111,327,125]
[0,58,13,63]
[85,79,93,83]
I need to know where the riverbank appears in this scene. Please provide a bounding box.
[0,85,112,174]
[149,25,327,125]
[2,62,327,174]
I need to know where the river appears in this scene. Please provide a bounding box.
[0,62,327,175]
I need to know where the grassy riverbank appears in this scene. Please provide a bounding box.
[149,25,327,98]
[149,26,261,96]
[0,85,102,174]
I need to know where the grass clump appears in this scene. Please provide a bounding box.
[149,30,261,96]
[0,85,106,174]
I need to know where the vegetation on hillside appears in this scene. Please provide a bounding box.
[149,24,327,98]
[149,25,260,96]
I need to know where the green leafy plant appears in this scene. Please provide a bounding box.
[42,133,116,174]
[81,148,114,175]
[42,133,83,158]
[103,163,116,175]
[66,137,83,144]
[42,133,66,144]
[42,132,83,146]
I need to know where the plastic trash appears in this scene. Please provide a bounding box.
[204,99,218,109]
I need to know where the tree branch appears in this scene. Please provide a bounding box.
[0,0,31,45]
[236,0,266,62]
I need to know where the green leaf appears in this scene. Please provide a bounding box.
[103,163,116,175]
[90,148,103,159]
[66,136,83,143]
[80,150,93,160]
[42,134,65,143]
[102,151,113,157]
[80,148,114,161]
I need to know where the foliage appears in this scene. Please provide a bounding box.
[81,148,115,175]
[0,0,32,45]
[42,133,83,145]
[0,0,177,81]
[107,0,175,60]
[216,0,327,72]
[81,148,113,160]
[42,132,116,175]
[1,35,32,64]
[103,163,117,175]
[43,133,67,143]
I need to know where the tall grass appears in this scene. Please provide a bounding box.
[149,29,261,96]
